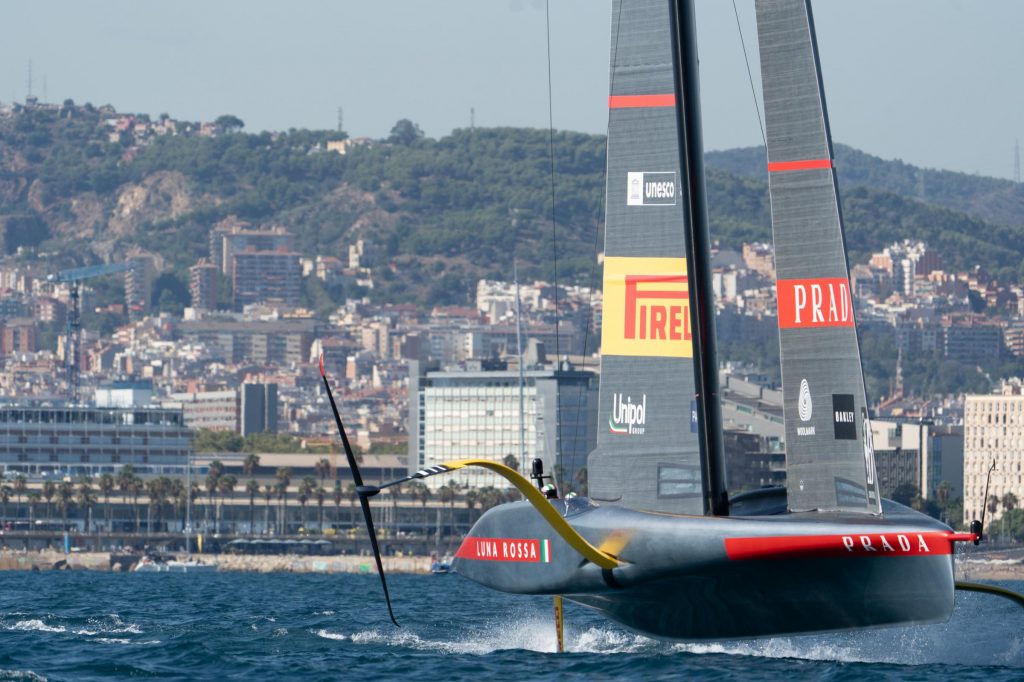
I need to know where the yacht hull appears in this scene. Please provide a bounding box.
[453,496,962,640]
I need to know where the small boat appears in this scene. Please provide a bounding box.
[133,554,217,573]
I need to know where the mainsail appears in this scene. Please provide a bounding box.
[588,0,723,515]
[756,0,881,513]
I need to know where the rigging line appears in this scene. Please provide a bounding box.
[732,0,766,149]
[545,0,563,471]
[568,0,625,494]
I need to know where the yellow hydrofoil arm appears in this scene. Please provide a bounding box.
[401,458,621,570]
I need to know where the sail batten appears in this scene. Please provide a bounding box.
[756,0,881,514]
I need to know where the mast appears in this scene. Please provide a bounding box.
[514,263,526,477]
[185,450,192,561]
[668,0,728,516]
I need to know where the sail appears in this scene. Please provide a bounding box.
[587,0,704,514]
[756,0,881,513]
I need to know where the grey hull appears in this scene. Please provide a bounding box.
[454,492,959,640]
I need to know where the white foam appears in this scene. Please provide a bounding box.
[8,620,65,634]
[0,669,48,681]
[313,629,347,641]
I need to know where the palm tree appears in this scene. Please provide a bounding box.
[168,478,186,529]
[988,494,1001,519]
[439,483,456,545]
[243,453,261,478]
[276,482,288,535]
[315,486,326,534]
[464,488,479,522]
[127,476,143,533]
[117,465,135,504]
[205,459,224,531]
[98,473,115,531]
[246,479,260,535]
[408,481,430,536]
[332,480,343,530]
[27,491,40,529]
[315,458,332,488]
[275,467,292,535]
[42,481,56,528]
[346,482,358,528]
[57,481,74,530]
[0,485,10,524]
[77,476,97,533]
[145,478,164,533]
[298,476,316,531]
[218,474,237,533]
[1003,492,1019,514]
[12,474,27,521]
[262,484,275,535]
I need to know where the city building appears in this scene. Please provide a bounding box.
[232,249,302,310]
[869,420,963,502]
[0,318,38,355]
[217,225,293,275]
[963,390,1024,525]
[165,389,238,432]
[0,405,191,479]
[177,318,317,366]
[240,383,279,436]
[189,258,219,310]
[94,379,154,408]
[408,360,598,492]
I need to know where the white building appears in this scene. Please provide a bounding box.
[408,361,598,492]
[963,390,1024,525]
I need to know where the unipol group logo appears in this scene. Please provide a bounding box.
[627,171,677,206]
[777,278,854,329]
[609,392,647,436]
[601,257,693,358]
[796,378,815,436]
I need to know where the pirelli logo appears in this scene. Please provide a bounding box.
[602,256,692,358]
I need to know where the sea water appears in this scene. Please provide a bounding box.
[0,571,1021,680]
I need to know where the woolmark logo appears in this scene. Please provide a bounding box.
[796,379,816,436]
[609,392,646,436]
[601,257,693,358]
[777,278,854,329]
[627,172,677,206]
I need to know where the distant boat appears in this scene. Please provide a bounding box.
[133,555,217,573]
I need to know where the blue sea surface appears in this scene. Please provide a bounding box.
[0,571,1021,680]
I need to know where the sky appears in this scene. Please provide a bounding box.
[2,0,1023,180]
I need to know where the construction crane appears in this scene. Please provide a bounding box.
[48,262,135,402]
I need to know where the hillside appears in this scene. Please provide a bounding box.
[706,144,1024,232]
[1,102,1022,311]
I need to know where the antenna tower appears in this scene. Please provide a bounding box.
[1015,139,1021,184]
[26,59,33,99]
[337,107,343,134]
[470,107,475,130]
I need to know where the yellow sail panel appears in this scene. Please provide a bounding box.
[601,256,692,358]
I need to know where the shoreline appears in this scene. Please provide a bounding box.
[0,549,435,574]
[2,548,1022,580]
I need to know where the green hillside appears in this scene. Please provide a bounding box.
[2,104,1022,310]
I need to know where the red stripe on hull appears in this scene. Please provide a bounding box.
[608,94,676,109]
[767,158,833,172]
[725,531,975,561]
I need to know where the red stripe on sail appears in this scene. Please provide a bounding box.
[767,158,833,172]
[608,94,676,109]
[724,531,975,561]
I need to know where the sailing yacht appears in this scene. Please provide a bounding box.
[326,0,1021,639]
